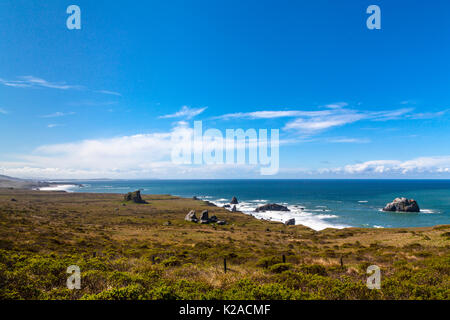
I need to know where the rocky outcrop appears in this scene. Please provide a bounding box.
[192,196,199,200]
[383,197,420,212]
[231,205,237,212]
[200,210,210,224]
[230,196,238,204]
[285,218,295,226]
[185,210,198,223]
[123,190,147,203]
[223,204,231,208]
[255,203,290,212]
[185,210,226,225]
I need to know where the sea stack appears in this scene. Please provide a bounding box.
[255,203,290,212]
[383,197,420,212]
[230,196,238,204]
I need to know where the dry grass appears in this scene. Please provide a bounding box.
[0,189,448,300]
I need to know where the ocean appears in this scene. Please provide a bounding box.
[42,179,450,231]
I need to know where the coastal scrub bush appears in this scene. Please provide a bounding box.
[162,256,181,267]
[256,256,282,269]
[82,284,148,300]
[269,263,292,273]
[299,264,327,276]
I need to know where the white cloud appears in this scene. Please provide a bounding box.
[0,76,82,90]
[0,76,120,97]
[327,138,370,143]
[407,109,449,119]
[159,106,207,119]
[319,156,450,175]
[217,105,430,136]
[0,108,8,114]
[323,102,348,109]
[216,110,330,120]
[284,110,366,133]
[41,112,75,118]
[94,90,122,96]
[0,121,286,179]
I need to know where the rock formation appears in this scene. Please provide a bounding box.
[123,190,147,204]
[231,205,237,212]
[230,196,238,204]
[254,203,290,212]
[185,210,198,223]
[383,197,420,212]
[200,210,210,224]
[185,210,226,225]
[284,218,295,226]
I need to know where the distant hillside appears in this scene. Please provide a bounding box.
[0,175,51,189]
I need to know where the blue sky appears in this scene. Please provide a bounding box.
[1,0,450,179]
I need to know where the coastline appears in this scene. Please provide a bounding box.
[6,185,449,232]
[1,176,448,231]
[0,188,448,300]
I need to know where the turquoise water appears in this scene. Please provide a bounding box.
[62,179,450,230]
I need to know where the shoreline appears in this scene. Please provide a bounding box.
[4,187,448,232]
[1,188,448,300]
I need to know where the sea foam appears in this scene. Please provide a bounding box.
[207,198,350,231]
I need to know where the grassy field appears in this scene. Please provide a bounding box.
[0,189,449,300]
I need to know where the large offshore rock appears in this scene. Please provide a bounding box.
[255,203,290,212]
[383,197,420,212]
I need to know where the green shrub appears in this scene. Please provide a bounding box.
[161,256,181,267]
[269,263,292,274]
[82,284,147,300]
[256,256,282,269]
[300,264,327,276]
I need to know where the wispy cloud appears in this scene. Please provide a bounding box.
[67,100,118,107]
[40,112,75,118]
[284,109,366,133]
[216,110,327,120]
[407,109,449,119]
[47,124,64,128]
[0,76,82,90]
[94,90,122,96]
[159,106,207,119]
[0,108,8,114]
[216,104,443,135]
[0,76,121,96]
[327,137,370,144]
